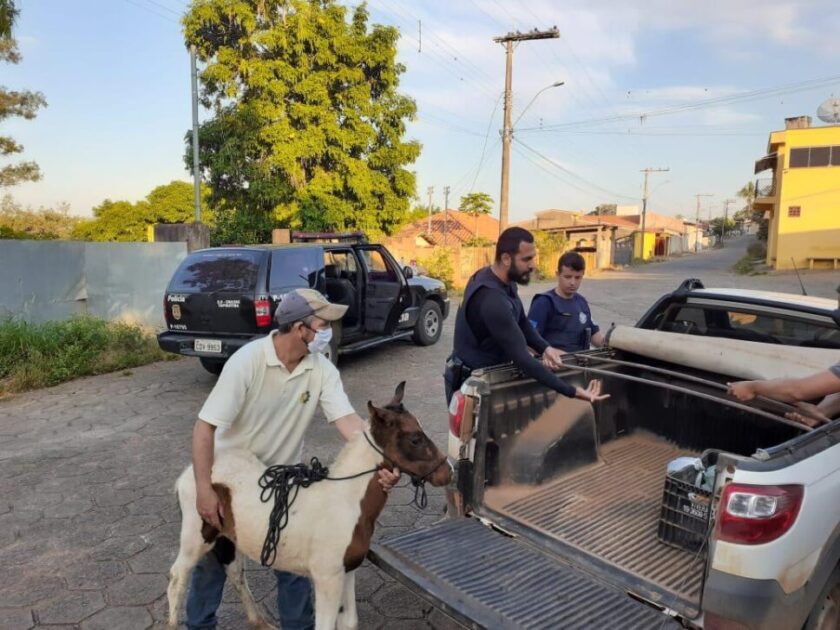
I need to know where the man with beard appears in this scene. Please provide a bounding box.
[444,227,608,405]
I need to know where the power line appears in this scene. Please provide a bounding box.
[519,74,840,132]
[120,0,180,23]
[514,138,637,201]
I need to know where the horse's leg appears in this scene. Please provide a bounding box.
[337,570,357,630]
[311,570,345,630]
[225,554,275,629]
[167,515,210,628]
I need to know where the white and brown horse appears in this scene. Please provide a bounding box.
[167,382,451,629]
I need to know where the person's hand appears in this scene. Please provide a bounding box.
[785,402,829,429]
[377,466,401,493]
[196,483,224,530]
[542,346,566,370]
[574,379,610,403]
[727,381,757,402]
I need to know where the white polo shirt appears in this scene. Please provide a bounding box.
[198,331,356,465]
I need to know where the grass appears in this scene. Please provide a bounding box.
[0,316,176,396]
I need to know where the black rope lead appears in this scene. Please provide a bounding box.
[258,457,379,566]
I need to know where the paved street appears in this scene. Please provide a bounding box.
[0,236,838,629]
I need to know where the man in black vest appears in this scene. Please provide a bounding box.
[445,227,608,404]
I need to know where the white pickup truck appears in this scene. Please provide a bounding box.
[371,280,840,629]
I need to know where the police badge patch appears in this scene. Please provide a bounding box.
[300,391,311,404]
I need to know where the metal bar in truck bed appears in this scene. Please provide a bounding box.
[559,361,810,432]
[570,354,802,418]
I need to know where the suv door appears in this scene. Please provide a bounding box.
[357,246,410,334]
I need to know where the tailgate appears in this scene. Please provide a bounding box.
[369,518,679,629]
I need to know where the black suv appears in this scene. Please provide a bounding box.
[157,241,450,374]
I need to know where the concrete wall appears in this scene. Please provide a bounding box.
[0,240,188,328]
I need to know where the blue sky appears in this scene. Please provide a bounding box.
[4,0,840,223]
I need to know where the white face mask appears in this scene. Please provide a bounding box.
[308,326,333,354]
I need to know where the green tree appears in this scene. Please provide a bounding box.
[183,0,420,242]
[736,180,767,241]
[72,181,212,242]
[590,203,617,216]
[0,0,47,188]
[458,191,493,238]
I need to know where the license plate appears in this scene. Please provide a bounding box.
[194,339,222,353]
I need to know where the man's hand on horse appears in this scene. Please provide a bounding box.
[377,466,400,493]
[196,483,224,530]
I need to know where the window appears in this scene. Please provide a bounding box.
[789,148,809,168]
[789,146,839,168]
[809,146,830,167]
[360,249,398,282]
[657,303,840,348]
[324,250,358,282]
[269,248,323,293]
[170,250,262,292]
[788,206,801,218]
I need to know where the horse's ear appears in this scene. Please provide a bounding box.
[390,381,406,407]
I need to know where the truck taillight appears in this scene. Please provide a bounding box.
[254,298,272,328]
[716,483,803,545]
[449,391,465,438]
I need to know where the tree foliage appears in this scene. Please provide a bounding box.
[183,0,420,242]
[0,0,47,188]
[458,192,493,216]
[72,181,212,242]
[590,203,617,216]
[0,194,80,239]
[736,180,768,241]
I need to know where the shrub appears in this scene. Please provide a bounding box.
[533,230,567,279]
[0,317,172,396]
[746,241,767,259]
[418,247,455,291]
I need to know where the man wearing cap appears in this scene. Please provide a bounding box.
[185,288,400,630]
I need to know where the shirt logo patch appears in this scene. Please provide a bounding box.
[579,312,588,325]
[300,391,311,404]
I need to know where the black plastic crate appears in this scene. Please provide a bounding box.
[657,471,712,553]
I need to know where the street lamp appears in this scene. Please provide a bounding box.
[513,80,565,129]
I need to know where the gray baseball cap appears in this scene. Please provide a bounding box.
[274,288,348,326]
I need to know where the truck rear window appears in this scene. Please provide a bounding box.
[169,250,262,292]
[658,304,840,349]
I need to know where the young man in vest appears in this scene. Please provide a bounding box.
[445,227,608,405]
[528,251,605,353]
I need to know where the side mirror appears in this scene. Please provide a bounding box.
[403,266,414,279]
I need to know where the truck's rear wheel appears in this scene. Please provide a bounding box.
[413,301,442,346]
[804,566,840,630]
[199,357,226,376]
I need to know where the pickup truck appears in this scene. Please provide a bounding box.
[157,240,449,373]
[371,280,840,629]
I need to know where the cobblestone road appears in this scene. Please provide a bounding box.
[0,236,837,629]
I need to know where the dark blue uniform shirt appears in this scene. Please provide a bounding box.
[528,290,600,352]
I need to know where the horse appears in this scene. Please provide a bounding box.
[167,382,451,629]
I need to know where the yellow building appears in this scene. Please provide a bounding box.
[754,116,840,270]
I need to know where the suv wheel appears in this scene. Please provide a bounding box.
[805,566,839,630]
[199,357,226,376]
[413,301,442,346]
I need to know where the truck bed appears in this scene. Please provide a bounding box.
[483,432,706,613]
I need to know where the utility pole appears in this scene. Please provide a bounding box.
[640,167,669,259]
[721,198,735,244]
[190,45,202,223]
[443,185,450,247]
[694,193,713,253]
[494,28,560,233]
[426,185,434,234]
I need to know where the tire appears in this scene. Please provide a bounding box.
[413,301,443,346]
[804,565,840,630]
[199,357,226,376]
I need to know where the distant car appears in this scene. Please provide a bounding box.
[637,278,840,349]
[157,240,450,374]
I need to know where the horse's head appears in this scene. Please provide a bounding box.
[366,382,452,487]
